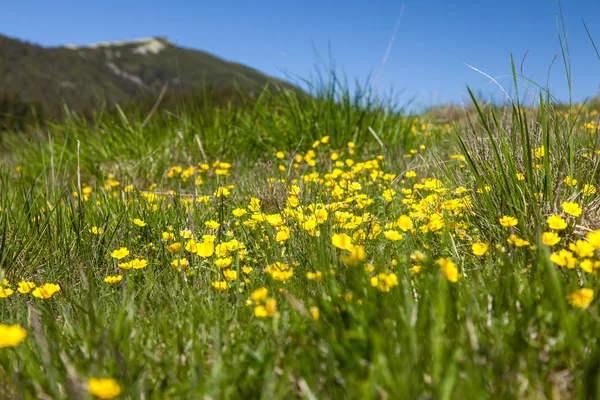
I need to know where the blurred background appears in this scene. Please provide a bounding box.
[1,0,599,128]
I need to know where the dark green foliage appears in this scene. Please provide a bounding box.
[0,34,295,122]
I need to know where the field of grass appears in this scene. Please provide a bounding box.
[1,68,600,399]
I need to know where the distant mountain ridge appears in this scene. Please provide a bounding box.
[0,34,293,113]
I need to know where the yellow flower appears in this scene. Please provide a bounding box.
[162,231,175,242]
[562,202,582,217]
[382,189,396,203]
[88,378,122,399]
[586,230,600,249]
[170,258,189,269]
[104,275,123,284]
[499,216,518,227]
[90,226,104,235]
[370,272,399,292]
[0,287,14,298]
[215,257,233,268]
[568,289,594,308]
[232,208,247,217]
[254,298,277,318]
[534,146,545,158]
[541,232,561,246]
[332,233,354,251]
[223,269,238,281]
[569,240,595,258]
[584,184,597,195]
[180,229,193,239]
[547,214,567,230]
[211,280,229,290]
[203,234,217,243]
[580,259,594,273]
[564,176,578,187]
[242,266,253,274]
[507,234,530,248]
[249,197,261,212]
[196,241,215,258]
[0,324,26,348]
[306,271,323,282]
[205,220,220,229]
[31,283,61,299]
[395,215,413,231]
[110,247,130,260]
[438,258,459,282]
[383,230,403,241]
[117,257,146,270]
[251,288,268,303]
[214,187,230,197]
[133,218,146,227]
[310,306,320,320]
[550,250,576,269]
[185,240,198,253]
[471,242,489,256]
[340,245,365,267]
[166,242,182,253]
[276,151,285,159]
[265,262,294,281]
[17,281,35,294]
[275,227,290,243]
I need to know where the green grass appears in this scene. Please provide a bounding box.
[1,68,600,399]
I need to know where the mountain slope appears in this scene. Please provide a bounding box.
[0,34,292,113]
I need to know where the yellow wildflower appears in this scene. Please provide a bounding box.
[265,262,294,281]
[166,242,182,253]
[471,242,489,256]
[499,216,518,227]
[17,281,35,294]
[568,289,594,308]
[562,202,582,217]
[550,250,577,268]
[170,258,189,270]
[0,324,26,348]
[306,271,323,282]
[32,283,61,299]
[569,240,595,258]
[438,258,459,282]
[541,232,561,246]
[110,247,130,260]
[547,215,568,230]
[211,281,229,290]
[215,257,233,268]
[88,378,122,399]
[332,233,354,251]
[103,275,123,284]
[370,272,399,292]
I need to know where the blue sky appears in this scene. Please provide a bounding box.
[2,0,600,108]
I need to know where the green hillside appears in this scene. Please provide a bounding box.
[0,34,293,116]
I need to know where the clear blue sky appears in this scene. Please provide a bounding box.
[2,0,600,108]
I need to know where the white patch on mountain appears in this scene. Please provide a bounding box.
[106,62,145,87]
[65,38,167,55]
[132,38,166,55]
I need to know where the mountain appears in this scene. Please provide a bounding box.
[0,34,293,115]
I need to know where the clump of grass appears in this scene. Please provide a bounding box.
[1,25,600,399]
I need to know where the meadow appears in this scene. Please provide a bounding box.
[1,67,600,399]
